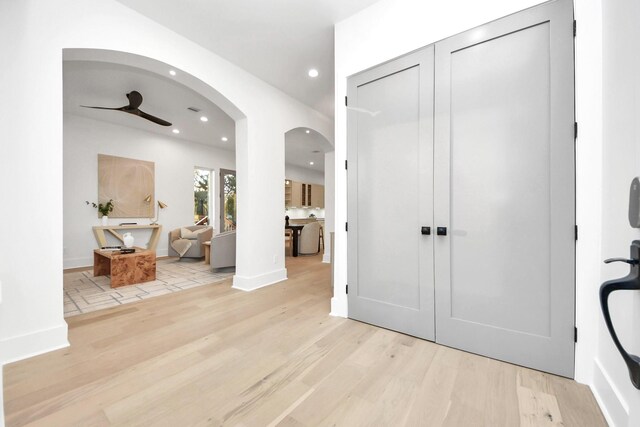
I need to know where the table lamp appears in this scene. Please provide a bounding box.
[151,201,167,225]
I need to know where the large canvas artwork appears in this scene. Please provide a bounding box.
[98,154,155,218]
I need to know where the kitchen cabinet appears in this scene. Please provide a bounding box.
[285,180,324,208]
[310,184,324,208]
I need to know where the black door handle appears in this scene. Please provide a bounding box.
[604,257,639,265]
[437,227,447,236]
[421,226,431,235]
[600,240,640,390]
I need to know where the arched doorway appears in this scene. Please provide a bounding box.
[62,48,247,315]
[283,127,334,263]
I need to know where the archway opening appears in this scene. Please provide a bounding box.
[283,127,333,266]
[62,48,246,317]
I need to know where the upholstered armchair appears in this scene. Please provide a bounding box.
[210,230,236,269]
[168,225,213,258]
[298,221,321,255]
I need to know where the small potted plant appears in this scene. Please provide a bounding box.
[86,199,114,225]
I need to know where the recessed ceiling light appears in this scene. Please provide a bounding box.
[200,116,208,122]
[305,129,310,134]
[309,161,314,165]
[308,69,319,78]
[221,136,228,142]
[169,70,176,76]
[172,129,180,134]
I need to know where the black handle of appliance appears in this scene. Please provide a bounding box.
[437,227,447,236]
[421,226,431,235]
[599,240,640,390]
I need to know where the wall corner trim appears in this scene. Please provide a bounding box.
[592,357,629,427]
[0,322,69,365]
[232,268,287,292]
[330,295,348,318]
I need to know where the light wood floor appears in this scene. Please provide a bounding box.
[4,255,606,426]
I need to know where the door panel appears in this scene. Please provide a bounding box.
[434,0,575,377]
[347,47,435,340]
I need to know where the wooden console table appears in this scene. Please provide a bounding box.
[92,224,162,251]
[94,248,156,288]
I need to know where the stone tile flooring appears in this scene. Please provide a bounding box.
[64,258,234,317]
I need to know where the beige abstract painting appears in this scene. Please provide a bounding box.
[98,154,154,218]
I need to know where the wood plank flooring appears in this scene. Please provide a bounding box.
[4,255,606,426]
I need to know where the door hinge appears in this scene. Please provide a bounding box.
[345,222,348,232]
[345,96,348,106]
[345,160,348,170]
[575,225,578,241]
[573,20,577,37]
[346,284,349,294]
[574,326,578,343]
[574,122,578,139]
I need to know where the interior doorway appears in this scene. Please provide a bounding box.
[194,167,214,226]
[220,168,237,232]
[61,48,246,318]
[284,128,333,261]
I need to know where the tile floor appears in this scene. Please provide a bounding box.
[63,258,234,317]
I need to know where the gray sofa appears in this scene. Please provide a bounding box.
[210,230,236,269]
[168,225,213,258]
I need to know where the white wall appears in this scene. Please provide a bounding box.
[591,0,640,425]
[285,164,324,185]
[0,365,3,427]
[63,114,235,268]
[0,0,332,372]
[334,0,610,418]
[0,280,3,427]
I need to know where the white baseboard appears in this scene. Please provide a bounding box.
[330,295,347,318]
[155,248,169,257]
[63,256,93,270]
[322,252,331,264]
[232,268,287,292]
[592,358,628,427]
[0,322,69,365]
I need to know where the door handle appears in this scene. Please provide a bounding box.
[600,240,640,390]
[437,227,447,236]
[604,257,639,265]
[421,226,431,235]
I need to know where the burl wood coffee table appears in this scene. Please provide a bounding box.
[93,247,156,288]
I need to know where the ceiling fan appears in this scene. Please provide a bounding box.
[81,91,172,126]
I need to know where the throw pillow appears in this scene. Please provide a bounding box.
[181,227,208,239]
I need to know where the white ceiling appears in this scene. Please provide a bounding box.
[115,0,382,119]
[64,60,236,151]
[285,128,333,173]
[64,60,333,173]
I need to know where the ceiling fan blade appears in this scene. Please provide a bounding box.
[135,109,172,126]
[80,105,128,111]
[81,91,171,126]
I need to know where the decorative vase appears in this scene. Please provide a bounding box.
[123,232,134,248]
[101,215,109,226]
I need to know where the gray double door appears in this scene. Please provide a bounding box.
[347,0,575,377]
